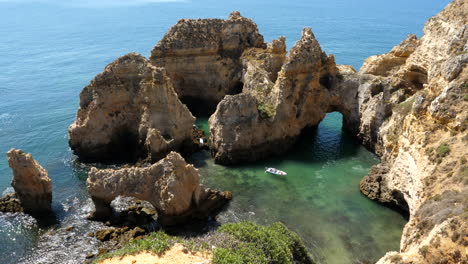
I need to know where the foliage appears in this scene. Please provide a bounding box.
[419,245,429,257]
[94,222,313,264]
[390,254,402,263]
[436,143,450,158]
[93,231,173,263]
[393,97,415,116]
[214,221,313,264]
[257,102,276,119]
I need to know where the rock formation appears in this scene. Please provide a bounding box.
[68,53,195,163]
[87,152,231,225]
[6,149,52,214]
[150,11,266,115]
[209,28,359,164]
[357,0,468,263]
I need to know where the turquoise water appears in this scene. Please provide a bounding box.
[190,113,406,263]
[0,0,449,263]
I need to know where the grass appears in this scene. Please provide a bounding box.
[257,102,276,119]
[93,222,313,264]
[93,231,174,263]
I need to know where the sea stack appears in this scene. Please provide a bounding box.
[150,11,266,115]
[86,152,231,226]
[6,149,52,214]
[68,53,195,163]
[209,28,359,164]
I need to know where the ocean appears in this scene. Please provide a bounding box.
[0,0,450,263]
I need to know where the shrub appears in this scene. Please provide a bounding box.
[436,143,450,158]
[257,102,275,119]
[214,221,313,264]
[419,245,429,257]
[390,254,402,263]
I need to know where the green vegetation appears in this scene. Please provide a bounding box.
[257,102,276,119]
[419,245,429,257]
[93,222,313,264]
[390,254,402,263]
[436,143,450,158]
[93,231,173,263]
[214,221,313,264]
[394,97,415,116]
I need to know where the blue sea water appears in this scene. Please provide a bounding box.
[0,0,451,263]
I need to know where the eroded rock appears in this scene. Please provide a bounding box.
[6,149,52,214]
[209,28,358,164]
[150,11,266,115]
[87,152,231,225]
[357,0,468,263]
[68,53,195,163]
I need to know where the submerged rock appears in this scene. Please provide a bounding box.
[209,28,358,164]
[0,193,23,213]
[150,11,266,115]
[68,53,195,163]
[87,152,231,225]
[6,149,52,214]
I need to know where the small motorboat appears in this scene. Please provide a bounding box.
[265,167,287,176]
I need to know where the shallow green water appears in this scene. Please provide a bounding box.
[190,113,406,264]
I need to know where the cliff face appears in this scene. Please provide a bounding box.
[68,53,195,163]
[209,29,359,164]
[358,0,467,263]
[87,152,231,226]
[7,149,52,214]
[150,11,266,115]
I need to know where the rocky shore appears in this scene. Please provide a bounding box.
[1,2,465,263]
[357,0,467,263]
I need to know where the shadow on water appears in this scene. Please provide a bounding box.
[187,112,407,264]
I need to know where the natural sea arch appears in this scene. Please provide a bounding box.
[190,112,407,263]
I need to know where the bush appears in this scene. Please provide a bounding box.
[257,102,275,119]
[436,143,450,158]
[419,245,429,257]
[390,254,402,263]
[94,222,313,264]
[214,221,313,264]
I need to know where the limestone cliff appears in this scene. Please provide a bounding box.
[68,53,195,163]
[358,0,467,263]
[86,152,231,226]
[209,29,358,164]
[6,149,52,214]
[150,11,266,115]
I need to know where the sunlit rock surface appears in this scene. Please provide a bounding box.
[150,11,266,115]
[68,53,195,163]
[87,152,231,226]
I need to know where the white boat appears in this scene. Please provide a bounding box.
[265,167,287,176]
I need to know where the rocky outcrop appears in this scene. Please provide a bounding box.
[6,149,52,214]
[209,28,359,164]
[87,152,231,225]
[0,193,23,213]
[357,0,467,263]
[150,11,266,115]
[68,53,195,163]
